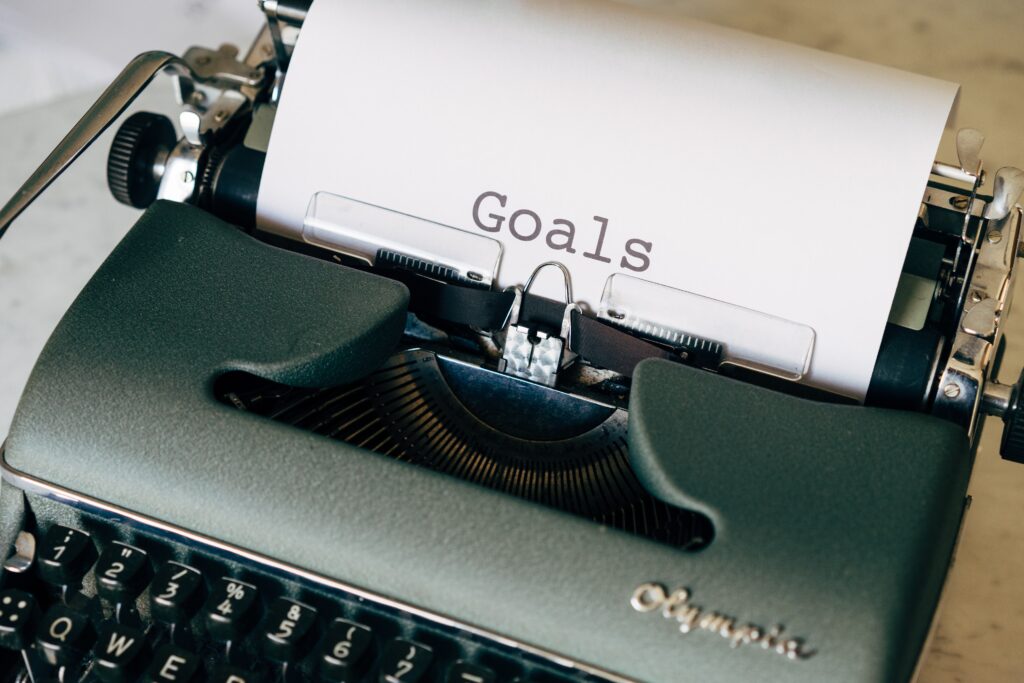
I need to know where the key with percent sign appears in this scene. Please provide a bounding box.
[203,578,260,643]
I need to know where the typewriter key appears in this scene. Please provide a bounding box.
[446,661,497,683]
[378,639,433,683]
[35,603,95,668]
[92,623,147,683]
[36,526,97,590]
[149,562,204,627]
[143,644,202,683]
[208,664,265,683]
[95,542,152,606]
[260,597,318,663]
[204,578,260,642]
[0,590,39,651]
[316,618,374,683]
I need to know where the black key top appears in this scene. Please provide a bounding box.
[95,542,151,604]
[144,644,202,683]
[149,562,204,626]
[37,526,97,587]
[378,639,433,683]
[447,661,497,683]
[260,598,317,663]
[0,590,39,650]
[204,578,259,641]
[35,603,95,668]
[93,623,146,683]
[209,664,265,683]
[316,619,374,683]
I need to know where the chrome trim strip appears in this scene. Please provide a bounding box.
[1,452,633,683]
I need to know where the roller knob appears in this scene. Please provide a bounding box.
[106,111,176,208]
[999,370,1024,463]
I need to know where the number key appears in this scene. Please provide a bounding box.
[149,562,204,626]
[378,639,433,683]
[260,597,317,663]
[316,619,373,683]
[447,661,496,683]
[95,543,151,604]
[37,526,97,587]
[203,578,259,641]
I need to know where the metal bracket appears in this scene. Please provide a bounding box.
[499,262,580,387]
[182,44,265,91]
[259,0,309,72]
[932,206,1023,438]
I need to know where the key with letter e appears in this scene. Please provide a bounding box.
[144,644,202,683]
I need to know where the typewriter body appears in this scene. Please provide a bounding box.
[1,3,1023,682]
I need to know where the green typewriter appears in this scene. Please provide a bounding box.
[0,2,1023,682]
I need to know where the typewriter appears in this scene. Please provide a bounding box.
[0,2,1023,682]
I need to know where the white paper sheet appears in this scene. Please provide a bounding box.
[256,0,958,399]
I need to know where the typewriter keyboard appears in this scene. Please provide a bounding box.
[0,493,601,683]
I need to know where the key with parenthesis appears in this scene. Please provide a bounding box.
[316,619,374,683]
[377,639,433,683]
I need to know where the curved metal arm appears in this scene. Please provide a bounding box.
[0,51,185,240]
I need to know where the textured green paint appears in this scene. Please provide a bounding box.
[4,202,970,682]
[630,359,971,682]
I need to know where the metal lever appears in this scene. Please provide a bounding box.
[931,128,985,185]
[0,51,186,241]
[956,128,984,177]
[983,167,1024,222]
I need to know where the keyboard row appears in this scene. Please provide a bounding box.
[0,524,568,683]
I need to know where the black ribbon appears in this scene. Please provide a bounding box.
[385,268,693,377]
